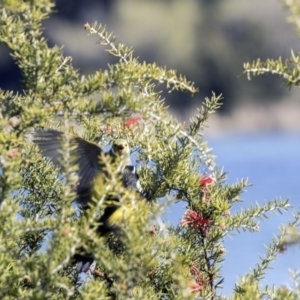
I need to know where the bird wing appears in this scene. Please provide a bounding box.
[72,136,104,206]
[34,129,67,167]
[34,129,105,206]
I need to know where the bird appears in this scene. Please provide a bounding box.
[33,129,137,206]
[75,165,142,274]
[71,167,142,274]
[34,129,142,273]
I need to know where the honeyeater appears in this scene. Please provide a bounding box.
[34,129,142,272]
[33,129,141,205]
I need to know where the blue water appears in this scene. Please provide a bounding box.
[164,132,300,296]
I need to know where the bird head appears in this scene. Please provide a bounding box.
[112,139,131,165]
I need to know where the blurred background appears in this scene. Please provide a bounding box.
[1,0,300,296]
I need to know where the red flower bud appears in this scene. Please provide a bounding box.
[124,115,143,129]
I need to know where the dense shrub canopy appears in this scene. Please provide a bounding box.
[0,1,299,299]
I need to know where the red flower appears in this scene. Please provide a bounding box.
[124,115,143,130]
[199,175,215,202]
[180,210,211,235]
[199,175,215,188]
[189,264,206,292]
[190,279,204,292]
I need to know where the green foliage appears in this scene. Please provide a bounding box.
[243,0,300,298]
[244,0,300,89]
[0,1,298,299]
[243,52,300,88]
